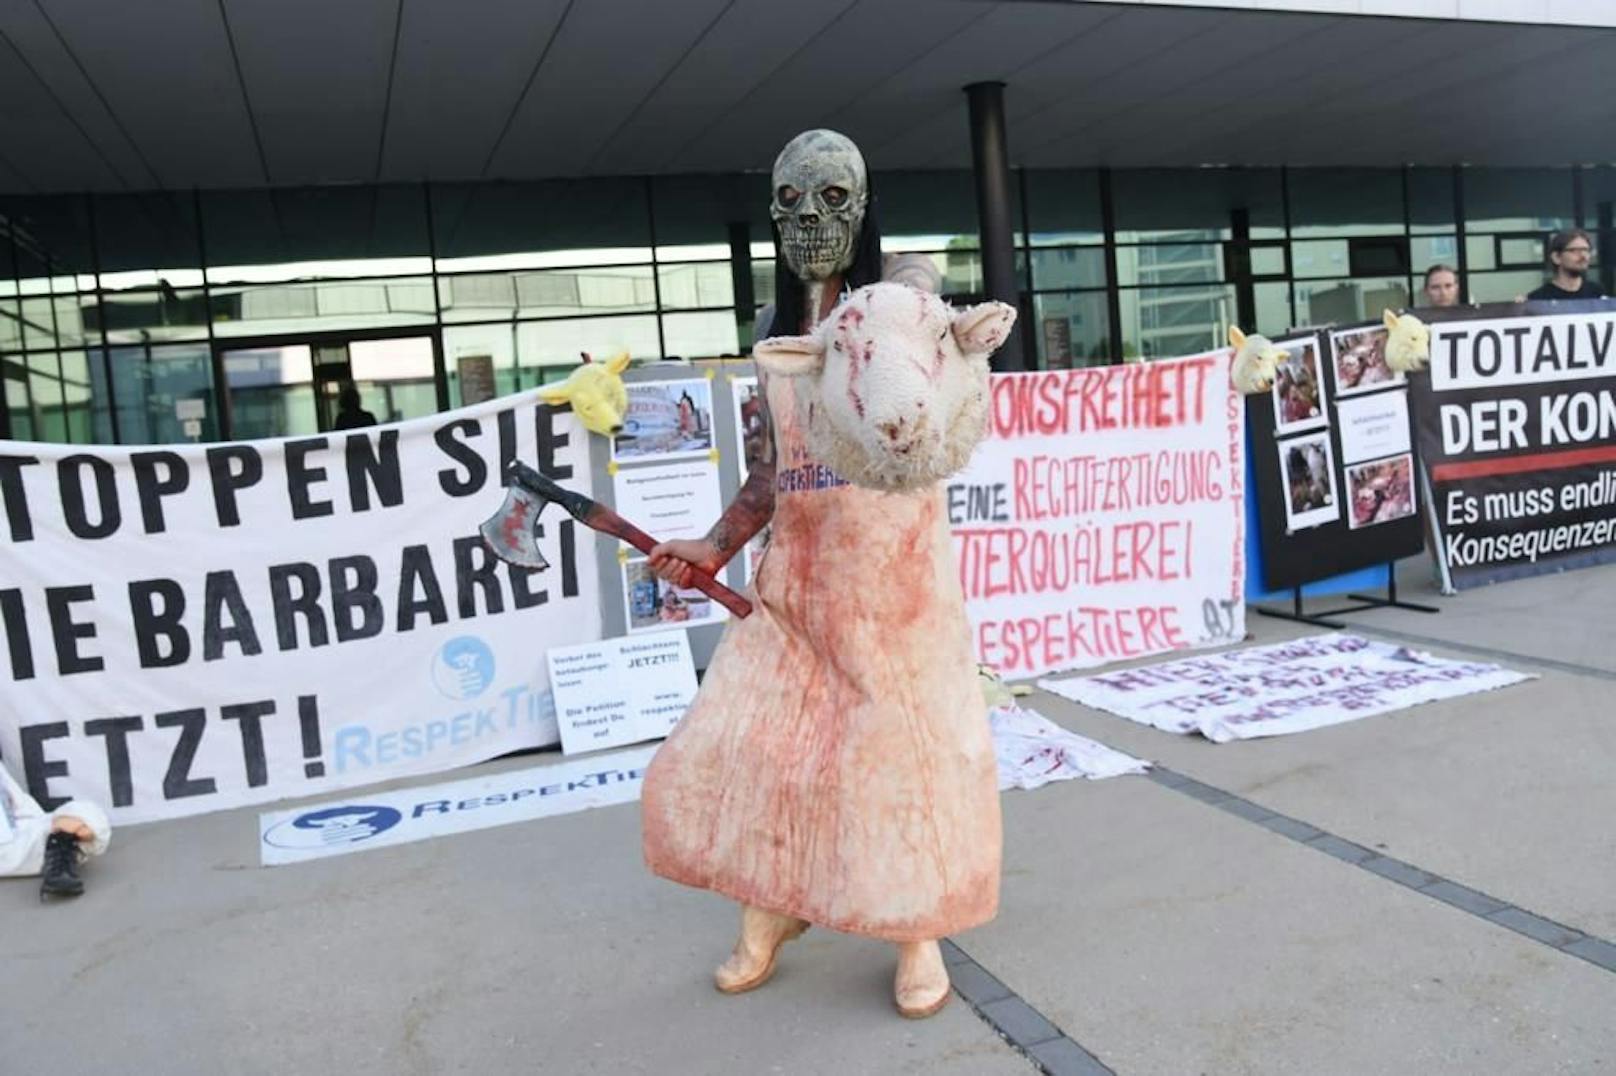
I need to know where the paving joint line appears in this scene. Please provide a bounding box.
[942,938,1116,1076]
[1147,767,1616,976]
[1345,622,1616,682]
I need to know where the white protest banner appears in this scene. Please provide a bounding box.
[259,743,657,866]
[0,393,601,824]
[951,353,1246,680]
[1039,633,1532,742]
[548,633,697,754]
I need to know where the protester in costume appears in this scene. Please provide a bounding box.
[2,765,111,900]
[642,129,1003,1019]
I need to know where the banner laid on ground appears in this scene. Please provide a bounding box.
[259,743,656,866]
[989,705,1149,790]
[1038,634,1531,742]
[952,353,1246,680]
[1414,308,1616,588]
[0,393,600,824]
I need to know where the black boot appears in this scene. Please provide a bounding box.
[40,831,84,900]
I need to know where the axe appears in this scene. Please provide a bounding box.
[480,461,753,619]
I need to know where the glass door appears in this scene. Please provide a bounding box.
[219,333,438,439]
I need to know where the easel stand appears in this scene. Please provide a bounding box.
[1256,562,1441,630]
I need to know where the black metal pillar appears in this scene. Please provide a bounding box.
[728,221,755,351]
[965,81,1025,371]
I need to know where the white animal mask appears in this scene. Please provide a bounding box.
[1229,325,1288,395]
[770,129,869,282]
[1382,309,1431,372]
[754,282,1015,492]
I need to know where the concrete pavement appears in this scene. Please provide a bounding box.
[4,561,1613,1075]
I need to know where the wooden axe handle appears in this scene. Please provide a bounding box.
[583,503,754,619]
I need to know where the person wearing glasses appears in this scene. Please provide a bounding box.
[1527,229,1605,301]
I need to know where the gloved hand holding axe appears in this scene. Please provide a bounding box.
[480,461,753,619]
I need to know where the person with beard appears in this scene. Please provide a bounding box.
[1528,229,1606,301]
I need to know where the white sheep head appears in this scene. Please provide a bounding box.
[1229,325,1288,395]
[753,281,1016,492]
[1383,309,1431,372]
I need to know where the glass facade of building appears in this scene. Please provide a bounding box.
[2,165,1606,444]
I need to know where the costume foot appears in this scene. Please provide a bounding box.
[40,831,85,900]
[894,941,951,1019]
[714,907,809,994]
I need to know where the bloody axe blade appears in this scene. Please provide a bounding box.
[479,480,549,570]
[480,462,753,619]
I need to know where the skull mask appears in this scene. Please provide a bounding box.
[770,129,869,282]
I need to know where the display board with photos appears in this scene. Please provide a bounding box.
[1248,319,1425,591]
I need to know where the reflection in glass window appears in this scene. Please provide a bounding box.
[1293,277,1410,328]
[19,294,89,351]
[4,358,36,440]
[1030,247,1107,291]
[1287,169,1403,238]
[1255,283,1293,338]
[1032,292,1110,368]
[98,287,211,344]
[1116,242,1225,288]
[211,277,437,337]
[663,311,740,359]
[100,343,219,445]
[1113,169,1284,243]
[26,354,69,442]
[516,315,662,369]
[346,338,439,425]
[1462,168,1575,233]
[1468,270,1547,305]
[0,300,21,351]
[223,344,317,440]
[658,263,735,310]
[445,322,520,406]
[1411,236,1459,278]
[1119,285,1237,360]
[1023,170,1104,246]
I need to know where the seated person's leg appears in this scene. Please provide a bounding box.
[39,800,112,899]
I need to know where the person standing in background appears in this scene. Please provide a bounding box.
[1527,229,1606,301]
[1421,264,1460,307]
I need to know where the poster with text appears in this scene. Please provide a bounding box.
[950,353,1246,680]
[1413,307,1616,587]
[611,459,723,546]
[0,394,602,824]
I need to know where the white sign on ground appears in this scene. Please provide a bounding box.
[548,634,697,754]
[0,392,600,824]
[259,744,657,866]
[990,705,1149,790]
[1039,634,1533,743]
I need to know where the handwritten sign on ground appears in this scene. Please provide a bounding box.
[951,352,1246,680]
[1039,634,1532,742]
[548,633,696,754]
[1,393,600,824]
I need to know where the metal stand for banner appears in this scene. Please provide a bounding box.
[1256,563,1440,630]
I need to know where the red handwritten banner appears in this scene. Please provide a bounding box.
[949,353,1246,679]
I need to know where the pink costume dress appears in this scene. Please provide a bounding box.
[641,374,1001,942]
